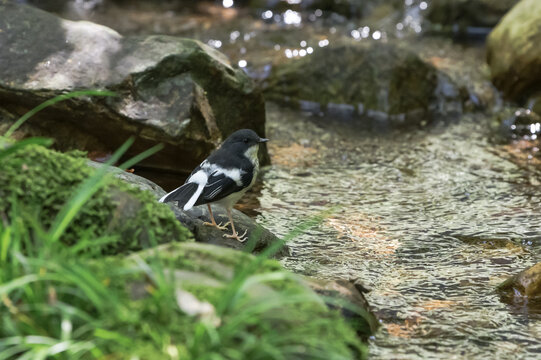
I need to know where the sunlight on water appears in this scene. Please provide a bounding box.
[257,104,541,359]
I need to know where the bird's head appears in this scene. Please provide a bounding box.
[221,129,268,162]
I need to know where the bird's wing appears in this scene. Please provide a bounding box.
[195,168,253,205]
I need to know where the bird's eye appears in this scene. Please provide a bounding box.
[243,138,249,143]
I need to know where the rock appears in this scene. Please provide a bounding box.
[497,262,541,313]
[0,2,267,174]
[426,0,518,29]
[0,143,191,254]
[486,0,541,102]
[265,43,461,128]
[498,108,541,141]
[184,204,289,257]
[305,277,379,341]
[98,160,289,257]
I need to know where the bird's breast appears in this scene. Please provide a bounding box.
[244,144,260,167]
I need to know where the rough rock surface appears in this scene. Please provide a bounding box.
[486,0,541,102]
[96,161,289,257]
[265,43,461,128]
[0,1,267,173]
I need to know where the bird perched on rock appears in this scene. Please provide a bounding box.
[159,129,268,242]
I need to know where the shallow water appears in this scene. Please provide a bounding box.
[259,105,541,359]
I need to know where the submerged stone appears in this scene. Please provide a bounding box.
[486,0,541,102]
[265,42,461,128]
[0,2,267,173]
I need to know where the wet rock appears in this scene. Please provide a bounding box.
[98,161,289,257]
[498,262,541,313]
[0,2,267,174]
[265,43,461,128]
[305,277,379,341]
[426,0,518,29]
[499,108,541,141]
[486,0,541,102]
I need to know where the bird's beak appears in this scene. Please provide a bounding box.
[259,138,269,143]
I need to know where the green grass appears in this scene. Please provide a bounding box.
[0,92,370,359]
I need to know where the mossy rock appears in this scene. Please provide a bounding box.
[265,43,461,127]
[486,0,541,102]
[95,242,368,359]
[0,141,192,254]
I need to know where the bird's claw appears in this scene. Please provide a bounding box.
[203,221,230,231]
[223,229,248,243]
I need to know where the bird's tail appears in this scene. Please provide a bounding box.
[159,182,202,210]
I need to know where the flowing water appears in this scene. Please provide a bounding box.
[259,105,541,359]
[47,0,541,358]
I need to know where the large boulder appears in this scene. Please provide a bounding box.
[0,2,267,173]
[265,43,461,128]
[95,160,290,257]
[486,0,541,103]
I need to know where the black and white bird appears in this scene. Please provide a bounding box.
[159,129,268,242]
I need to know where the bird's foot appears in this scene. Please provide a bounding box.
[203,221,230,231]
[223,229,248,243]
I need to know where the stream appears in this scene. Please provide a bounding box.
[261,104,541,359]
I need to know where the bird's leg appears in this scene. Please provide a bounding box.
[203,204,229,230]
[223,208,248,243]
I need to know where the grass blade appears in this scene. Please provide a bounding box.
[4,90,117,138]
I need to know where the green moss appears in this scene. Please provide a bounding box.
[0,143,192,254]
[95,243,367,359]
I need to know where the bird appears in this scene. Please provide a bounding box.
[159,129,268,242]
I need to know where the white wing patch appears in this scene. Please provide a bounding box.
[201,161,244,186]
[183,170,208,210]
